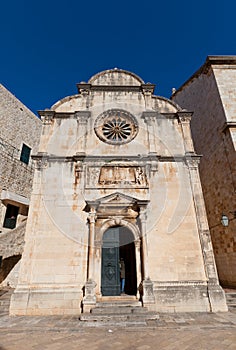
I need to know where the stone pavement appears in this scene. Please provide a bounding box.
[0,310,236,350]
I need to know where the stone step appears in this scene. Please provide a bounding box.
[80,312,158,322]
[96,295,137,302]
[80,320,147,327]
[225,293,236,308]
[225,293,236,299]
[0,299,11,306]
[0,288,13,315]
[92,305,144,314]
[95,301,142,308]
[226,297,236,303]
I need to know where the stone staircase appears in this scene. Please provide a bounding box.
[0,288,13,315]
[225,291,236,310]
[80,295,159,327]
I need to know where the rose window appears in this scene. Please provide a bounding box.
[94,109,138,145]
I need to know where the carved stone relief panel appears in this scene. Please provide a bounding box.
[85,164,148,189]
[86,166,101,187]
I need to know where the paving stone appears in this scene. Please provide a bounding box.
[0,311,235,349]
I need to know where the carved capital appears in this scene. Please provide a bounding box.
[185,155,201,169]
[139,209,147,222]
[88,209,97,224]
[35,159,48,170]
[141,83,155,96]
[76,83,91,97]
[142,111,157,125]
[177,111,193,124]
[38,110,55,125]
[75,111,91,124]
[33,153,49,170]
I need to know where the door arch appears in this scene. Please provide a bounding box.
[101,226,137,296]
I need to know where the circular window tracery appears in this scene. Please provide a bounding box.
[94,109,138,145]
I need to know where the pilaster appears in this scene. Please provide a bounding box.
[75,111,91,155]
[178,111,195,153]
[142,112,158,155]
[139,208,155,306]
[83,206,97,311]
[141,83,155,110]
[186,155,228,311]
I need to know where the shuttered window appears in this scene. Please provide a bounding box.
[20,143,31,165]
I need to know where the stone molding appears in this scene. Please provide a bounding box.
[77,83,143,93]
[38,110,91,123]
[1,190,29,206]
[154,281,208,287]
[221,121,236,133]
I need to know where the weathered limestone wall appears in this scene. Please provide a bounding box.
[173,61,236,288]
[0,84,42,283]
[0,84,42,215]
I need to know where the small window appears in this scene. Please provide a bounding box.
[20,143,31,165]
[3,204,19,229]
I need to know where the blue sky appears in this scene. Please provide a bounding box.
[0,0,235,114]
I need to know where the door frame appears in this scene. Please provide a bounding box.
[97,219,142,298]
[101,225,138,296]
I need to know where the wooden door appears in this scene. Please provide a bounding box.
[101,227,120,296]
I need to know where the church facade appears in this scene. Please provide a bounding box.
[10,69,227,315]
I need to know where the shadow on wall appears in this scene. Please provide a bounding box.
[0,255,21,284]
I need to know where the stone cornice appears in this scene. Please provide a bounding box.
[73,154,160,162]
[32,153,201,164]
[76,83,156,94]
[142,112,192,120]
[32,154,73,163]
[38,110,91,121]
[222,121,236,132]
[160,113,177,119]
[172,56,236,97]
[77,83,142,93]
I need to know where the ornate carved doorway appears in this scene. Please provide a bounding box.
[101,226,137,296]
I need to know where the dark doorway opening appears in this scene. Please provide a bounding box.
[101,226,137,296]
[3,204,19,229]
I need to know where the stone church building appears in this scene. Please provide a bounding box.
[172,56,236,289]
[10,69,227,315]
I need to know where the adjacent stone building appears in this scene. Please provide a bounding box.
[173,56,236,288]
[10,69,227,315]
[0,84,42,284]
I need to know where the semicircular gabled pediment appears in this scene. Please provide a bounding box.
[88,68,144,86]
